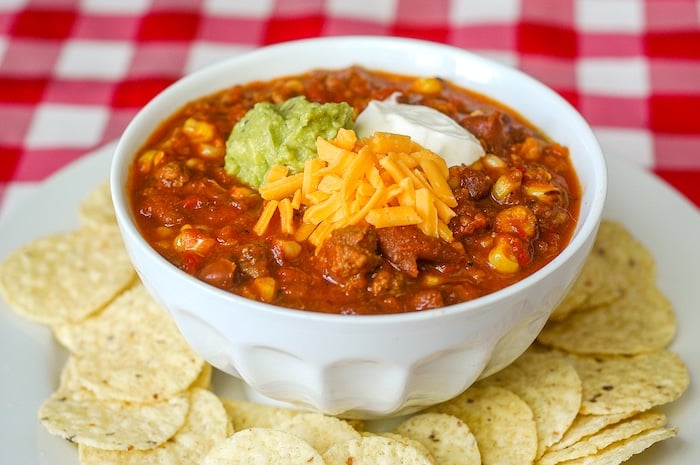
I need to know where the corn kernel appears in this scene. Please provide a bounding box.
[182,118,216,143]
[492,169,522,201]
[488,238,520,274]
[524,183,560,203]
[482,154,507,170]
[185,157,206,171]
[197,141,224,159]
[173,228,216,255]
[137,149,163,174]
[411,77,443,95]
[229,186,257,199]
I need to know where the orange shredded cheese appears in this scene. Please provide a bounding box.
[254,128,457,247]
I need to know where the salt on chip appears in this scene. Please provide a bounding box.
[202,427,325,465]
[558,425,677,465]
[0,228,135,325]
[273,412,361,454]
[68,282,205,402]
[38,391,189,451]
[394,412,480,465]
[78,388,229,464]
[479,350,582,458]
[539,285,676,355]
[549,221,655,321]
[79,180,117,227]
[536,410,667,465]
[323,434,434,465]
[427,384,538,465]
[567,350,689,416]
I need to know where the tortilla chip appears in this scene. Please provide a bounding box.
[79,180,117,227]
[38,391,189,451]
[66,282,204,402]
[202,427,325,465]
[537,410,667,465]
[323,435,434,465]
[376,432,437,464]
[546,412,633,452]
[394,412,480,465]
[557,426,677,465]
[539,285,676,355]
[549,221,655,321]
[272,412,361,454]
[78,388,229,463]
[479,350,581,458]
[0,228,135,325]
[427,384,537,465]
[567,350,689,416]
[220,398,301,431]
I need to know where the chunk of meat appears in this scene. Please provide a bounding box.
[376,225,466,278]
[449,165,492,200]
[315,225,381,284]
[461,112,508,155]
[155,161,190,188]
[405,289,444,311]
[236,242,271,279]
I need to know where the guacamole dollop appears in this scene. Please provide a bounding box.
[224,96,355,189]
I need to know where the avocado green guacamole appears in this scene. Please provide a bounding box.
[224,96,355,189]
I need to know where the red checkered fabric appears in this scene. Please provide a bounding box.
[1,0,699,214]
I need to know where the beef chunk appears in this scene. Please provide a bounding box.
[375,225,465,278]
[237,242,271,278]
[449,165,493,200]
[405,289,444,311]
[315,225,381,284]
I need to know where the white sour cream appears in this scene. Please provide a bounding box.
[354,93,485,167]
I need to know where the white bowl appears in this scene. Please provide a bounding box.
[111,36,607,418]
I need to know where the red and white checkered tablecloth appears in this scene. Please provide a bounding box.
[1,0,699,220]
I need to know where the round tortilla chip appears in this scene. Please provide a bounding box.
[0,227,135,325]
[537,410,667,465]
[273,412,361,454]
[220,398,301,431]
[202,427,325,465]
[394,412,480,465]
[377,432,437,464]
[567,350,689,416]
[323,435,434,465]
[479,350,581,458]
[79,180,117,227]
[547,412,633,452]
[559,425,677,465]
[539,285,676,355]
[427,384,537,465]
[38,391,189,451]
[549,221,655,322]
[79,388,229,464]
[68,283,205,402]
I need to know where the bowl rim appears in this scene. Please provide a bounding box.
[111,35,607,325]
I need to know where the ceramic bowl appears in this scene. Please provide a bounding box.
[111,36,607,418]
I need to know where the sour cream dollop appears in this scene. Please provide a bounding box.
[354,93,485,167]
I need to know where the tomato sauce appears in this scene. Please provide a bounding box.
[128,66,581,314]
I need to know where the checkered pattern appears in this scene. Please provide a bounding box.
[1,0,699,214]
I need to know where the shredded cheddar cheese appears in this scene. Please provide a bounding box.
[254,128,457,248]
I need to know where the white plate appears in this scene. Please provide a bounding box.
[0,143,698,464]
